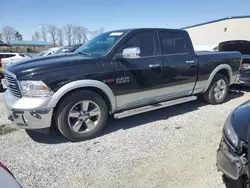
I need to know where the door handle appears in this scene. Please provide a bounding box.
[149,63,160,68]
[186,60,195,64]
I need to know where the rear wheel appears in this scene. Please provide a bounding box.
[55,90,108,141]
[203,73,229,104]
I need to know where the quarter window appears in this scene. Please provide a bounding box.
[159,32,189,55]
[124,32,156,57]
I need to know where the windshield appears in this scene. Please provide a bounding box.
[75,31,125,56]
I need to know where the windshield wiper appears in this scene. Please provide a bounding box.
[77,52,91,56]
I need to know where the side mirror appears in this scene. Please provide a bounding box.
[122,47,140,59]
[113,47,141,61]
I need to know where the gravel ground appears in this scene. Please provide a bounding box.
[0,88,249,188]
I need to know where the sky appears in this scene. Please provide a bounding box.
[1,0,250,40]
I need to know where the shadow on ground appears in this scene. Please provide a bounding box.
[26,87,246,144]
[0,88,6,93]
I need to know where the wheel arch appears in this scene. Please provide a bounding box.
[48,80,116,113]
[203,64,233,93]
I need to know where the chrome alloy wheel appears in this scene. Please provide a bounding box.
[68,100,101,133]
[214,79,226,100]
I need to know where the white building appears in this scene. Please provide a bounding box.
[182,16,250,50]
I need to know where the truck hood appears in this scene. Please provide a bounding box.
[231,100,250,143]
[6,53,98,79]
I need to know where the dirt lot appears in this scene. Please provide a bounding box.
[0,88,249,188]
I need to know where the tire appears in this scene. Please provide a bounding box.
[55,90,108,141]
[223,175,248,188]
[203,73,229,104]
[0,83,3,92]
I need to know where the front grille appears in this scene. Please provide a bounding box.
[4,72,22,98]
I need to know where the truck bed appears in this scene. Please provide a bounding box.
[193,50,241,93]
[195,51,240,56]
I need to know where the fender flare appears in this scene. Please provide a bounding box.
[203,64,233,92]
[48,80,116,113]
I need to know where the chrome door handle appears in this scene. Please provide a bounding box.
[186,60,195,64]
[149,64,160,68]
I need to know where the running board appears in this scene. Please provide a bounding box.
[114,96,197,119]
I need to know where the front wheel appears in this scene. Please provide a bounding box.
[223,175,249,188]
[203,73,229,104]
[0,83,4,92]
[55,90,108,141]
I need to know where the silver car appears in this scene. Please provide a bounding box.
[0,162,22,188]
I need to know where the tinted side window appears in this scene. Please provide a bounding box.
[19,54,25,57]
[4,54,16,58]
[159,32,189,55]
[124,32,156,57]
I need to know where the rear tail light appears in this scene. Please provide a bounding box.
[0,162,14,177]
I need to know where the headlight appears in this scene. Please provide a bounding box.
[223,113,239,148]
[20,81,53,97]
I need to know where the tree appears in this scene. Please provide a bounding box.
[40,24,48,41]
[79,26,88,44]
[64,24,73,45]
[57,28,64,46]
[99,27,104,34]
[82,28,89,44]
[72,25,78,45]
[14,32,23,40]
[72,26,86,45]
[32,31,40,41]
[90,27,105,38]
[47,24,58,46]
[1,25,17,43]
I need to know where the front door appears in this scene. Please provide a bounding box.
[158,30,198,99]
[113,31,164,109]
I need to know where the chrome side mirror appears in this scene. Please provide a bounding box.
[122,47,140,59]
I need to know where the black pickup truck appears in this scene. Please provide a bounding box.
[3,28,241,141]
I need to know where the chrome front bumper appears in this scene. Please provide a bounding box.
[4,89,54,129]
[216,138,248,180]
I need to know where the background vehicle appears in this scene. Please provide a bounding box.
[219,40,250,86]
[193,44,218,51]
[4,28,241,141]
[0,162,22,188]
[216,100,250,188]
[37,47,61,56]
[54,44,82,54]
[0,53,31,67]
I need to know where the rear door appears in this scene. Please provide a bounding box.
[158,30,198,99]
[114,30,164,109]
